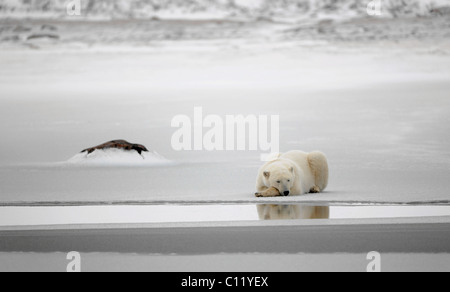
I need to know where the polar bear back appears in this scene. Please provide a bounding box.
[280,151,316,191]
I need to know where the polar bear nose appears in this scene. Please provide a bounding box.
[283,191,290,196]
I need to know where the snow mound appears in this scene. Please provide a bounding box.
[67,148,172,167]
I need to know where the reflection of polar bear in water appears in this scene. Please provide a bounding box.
[257,205,330,220]
[256,151,329,197]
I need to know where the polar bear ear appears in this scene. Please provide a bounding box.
[290,167,294,173]
[263,171,270,179]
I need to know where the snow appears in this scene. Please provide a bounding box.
[66,149,172,167]
[1,4,450,274]
[0,46,449,205]
[1,0,450,20]
[0,9,450,206]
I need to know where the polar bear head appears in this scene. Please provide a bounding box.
[263,162,296,196]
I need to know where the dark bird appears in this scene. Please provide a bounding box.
[81,140,149,156]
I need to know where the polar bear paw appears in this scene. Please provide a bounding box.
[255,187,281,198]
[309,186,321,194]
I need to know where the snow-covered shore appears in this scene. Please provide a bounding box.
[1,0,450,20]
[1,16,450,51]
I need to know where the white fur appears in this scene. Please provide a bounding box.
[256,150,329,196]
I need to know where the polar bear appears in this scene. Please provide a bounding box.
[255,151,329,197]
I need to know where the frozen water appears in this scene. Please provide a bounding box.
[0,45,450,205]
[0,10,450,206]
